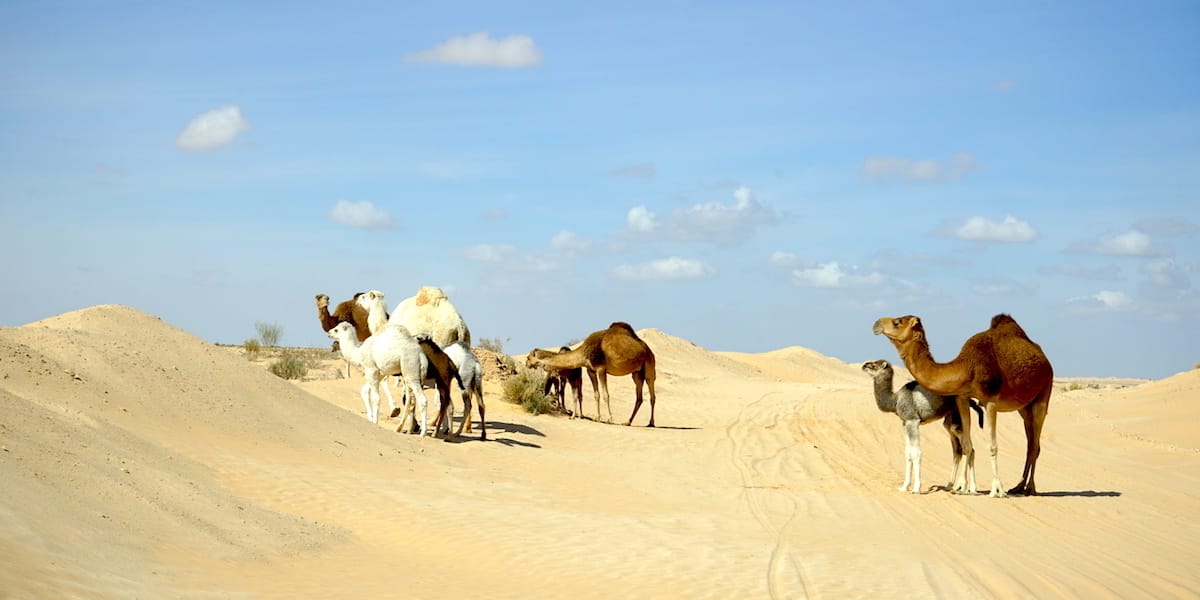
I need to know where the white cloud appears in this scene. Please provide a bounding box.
[627,186,777,245]
[175,105,250,151]
[952,215,1037,243]
[327,200,396,229]
[861,152,977,182]
[1068,290,1134,312]
[1096,230,1153,256]
[792,261,883,289]
[550,230,591,252]
[405,32,541,68]
[611,257,714,281]
[463,243,516,262]
[627,206,659,233]
[768,251,801,267]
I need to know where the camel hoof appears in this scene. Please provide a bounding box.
[389,407,402,419]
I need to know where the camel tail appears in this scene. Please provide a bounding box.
[970,400,984,429]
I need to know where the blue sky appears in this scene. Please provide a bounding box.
[2,1,1197,379]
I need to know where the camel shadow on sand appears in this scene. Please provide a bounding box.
[926,486,1121,498]
[436,420,545,448]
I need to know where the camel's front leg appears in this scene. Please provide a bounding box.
[951,397,977,494]
[985,403,1006,497]
[596,369,613,423]
[359,381,376,423]
[902,420,922,493]
[585,368,601,422]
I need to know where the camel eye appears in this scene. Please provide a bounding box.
[892,319,900,327]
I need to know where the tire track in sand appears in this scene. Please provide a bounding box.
[725,390,812,599]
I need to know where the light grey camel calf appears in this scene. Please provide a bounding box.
[861,359,983,493]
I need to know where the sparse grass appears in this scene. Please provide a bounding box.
[268,351,310,380]
[502,368,558,415]
[1065,382,1084,392]
[477,337,507,353]
[243,338,261,360]
[255,321,283,347]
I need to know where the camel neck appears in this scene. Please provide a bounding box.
[895,338,964,396]
[872,372,898,413]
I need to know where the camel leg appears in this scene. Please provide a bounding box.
[1010,389,1050,495]
[586,368,601,422]
[476,389,487,440]
[359,380,376,423]
[952,397,976,493]
[943,415,962,491]
[984,402,1006,498]
[455,387,471,438]
[645,367,656,427]
[596,368,614,424]
[625,371,646,427]
[572,378,584,420]
[903,420,922,493]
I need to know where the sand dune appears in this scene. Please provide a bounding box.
[2,306,1197,598]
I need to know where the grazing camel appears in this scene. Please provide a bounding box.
[874,314,1054,497]
[525,346,584,418]
[526,322,657,426]
[861,359,982,494]
[326,322,432,436]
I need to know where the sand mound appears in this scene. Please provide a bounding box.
[4,305,1198,598]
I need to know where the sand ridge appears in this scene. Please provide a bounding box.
[2,305,1198,598]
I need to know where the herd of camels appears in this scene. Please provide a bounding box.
[316,287,1052,498]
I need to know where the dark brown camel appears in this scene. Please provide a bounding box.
[873,313,1053,496]
[525,346,584,418]
[526,322,657,426]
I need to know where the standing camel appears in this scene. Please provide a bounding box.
[873,314,1053,497]
[526,322,657,427]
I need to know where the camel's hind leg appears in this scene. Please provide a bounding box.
[1010,387,1050,495]
[625,371,646,427]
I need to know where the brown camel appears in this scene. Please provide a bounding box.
[316,293,375,341]
[526,322,657,426]
[873,313,1053,497]
[525,346,584,418]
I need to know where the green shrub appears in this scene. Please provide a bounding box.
[269,352,308,380]
[255,321,283,347]
[502,369,558,415]
[243,338,261,360]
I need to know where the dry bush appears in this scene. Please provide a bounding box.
[502,368,558,415]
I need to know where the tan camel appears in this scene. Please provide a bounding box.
[873,314,1053,497]
[526,322,657,426]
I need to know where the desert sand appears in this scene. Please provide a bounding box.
[2,305,1197,598]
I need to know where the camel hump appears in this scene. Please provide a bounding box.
[902,380,920,393]
[990,313,1030,338]
[415,286,448,307]
[608,321,637,334]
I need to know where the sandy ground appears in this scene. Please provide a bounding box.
[2,305,1197,598]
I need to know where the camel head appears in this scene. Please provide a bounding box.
[860,359,892,377]
[356,290,386,311]
[525,350,546,370]
[872,315,925,346]
[315,294,330,309]
[327,321,355,341]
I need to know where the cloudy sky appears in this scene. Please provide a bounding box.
[2,2,1197,379]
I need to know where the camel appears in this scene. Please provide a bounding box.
[356,287,471,347]
[526,322,657,426]
[326,322,432,435]
[861,359,982,494]
[413,334,466,439]
[440,341,487,440]
[525,346,584,418]
[873,314,1054,497]
[315,292,375,377]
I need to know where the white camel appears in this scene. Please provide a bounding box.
[861,359,981,494]
[358,287,470,347]
[326,321,432,435]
